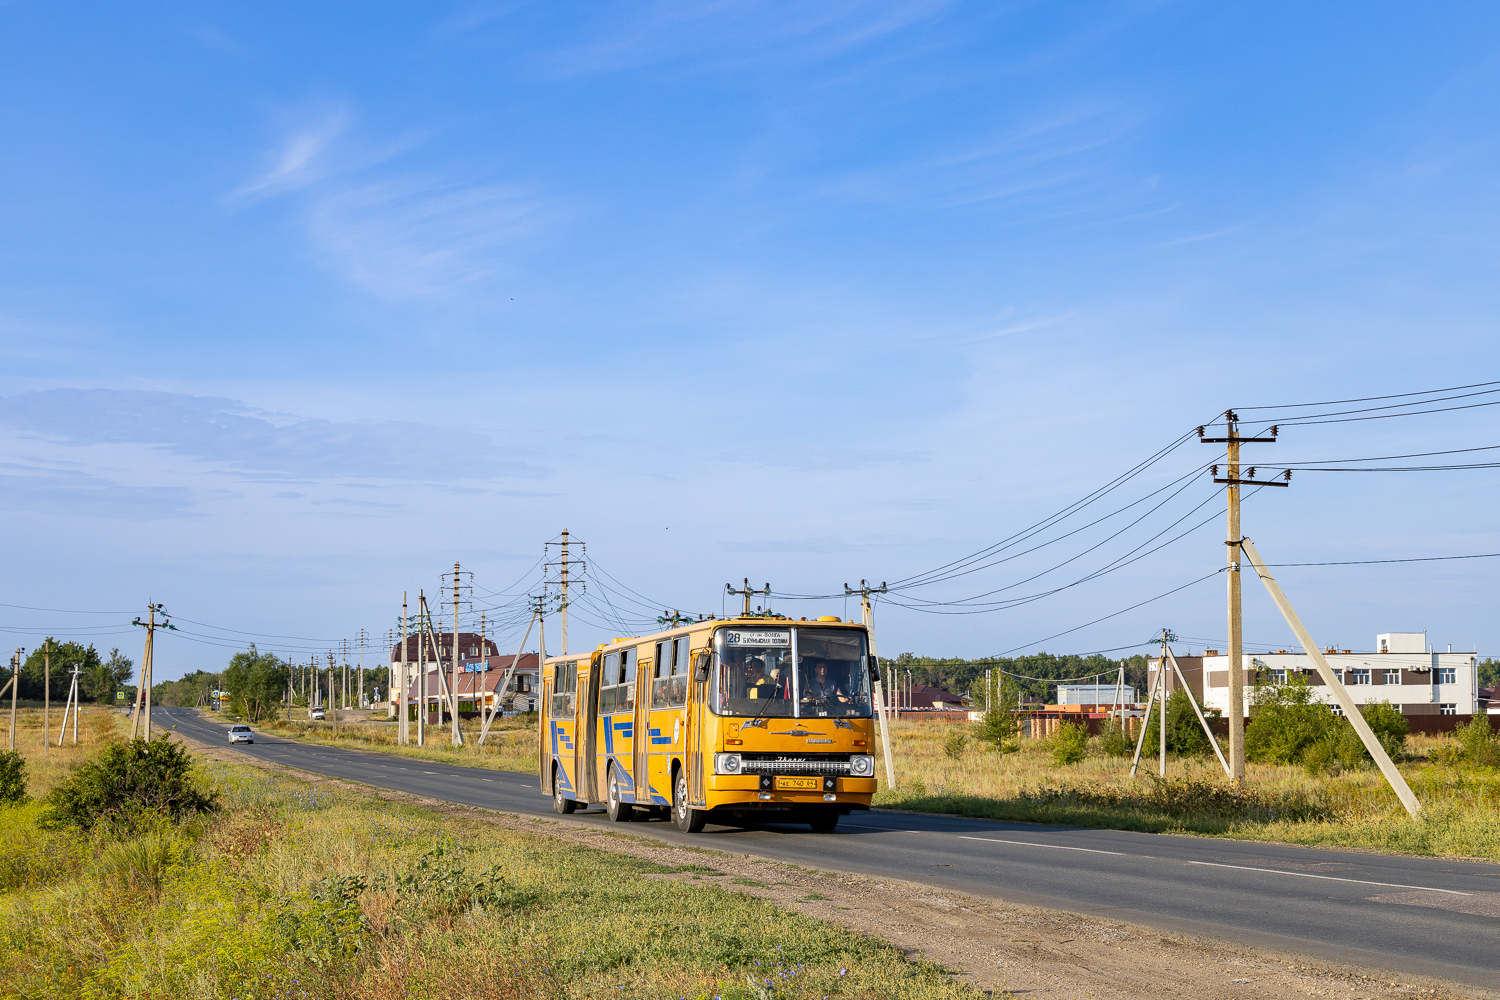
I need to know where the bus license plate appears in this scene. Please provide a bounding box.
[775,777,820,791]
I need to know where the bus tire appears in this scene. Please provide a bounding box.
[553,765,577,814]
[606,762,635,823]
[673,766,706,833]
[808,809,839,833]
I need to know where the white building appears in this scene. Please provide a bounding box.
[1148,632,1480,722]
[1057,683,1139,705]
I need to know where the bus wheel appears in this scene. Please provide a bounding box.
[808,809,839,833]
[552,766,576,814]
[673,767,706,833]
[606,763,635,823]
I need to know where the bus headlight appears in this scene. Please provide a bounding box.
[849,754,874,777]
[715,753,742,775]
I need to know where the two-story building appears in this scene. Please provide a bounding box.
[1148,632,1480,729]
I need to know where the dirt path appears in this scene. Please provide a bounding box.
[175,731,1493,1000]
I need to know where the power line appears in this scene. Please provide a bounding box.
[1235,379,1500,411]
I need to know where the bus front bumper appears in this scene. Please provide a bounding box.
[706,775,876,808]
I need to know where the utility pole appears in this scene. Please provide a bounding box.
[399,595,410,744]
[846,581,894,788]
[452,561,464,746]
[726,579,771,617]
[546,531,584,655]
[416,592,427,747]
[130,604,173,740]
[1201,412,1284,785]
[358,628,365,710]
[560,530,569,655]
[42,639,52,753]
[6,650,19,750]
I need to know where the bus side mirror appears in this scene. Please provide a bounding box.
[695,652,711,681]
[867,655,879,683]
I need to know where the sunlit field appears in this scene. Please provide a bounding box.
[872,719,1500,861]
[0,706,977,1000]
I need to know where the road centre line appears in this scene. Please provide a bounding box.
[1186,861,1471,895]
[958,836,1127,857]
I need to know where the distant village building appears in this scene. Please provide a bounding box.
[1057,683,1138,706]
[1148,631,1481,730]
[388,632,541,718]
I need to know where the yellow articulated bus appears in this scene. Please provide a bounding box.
[539,614,878,832]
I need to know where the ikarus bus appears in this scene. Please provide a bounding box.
[539,613,878,832]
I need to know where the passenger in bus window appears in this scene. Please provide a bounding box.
[744,657,781,700]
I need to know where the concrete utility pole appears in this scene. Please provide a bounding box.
[1240,537,1421,816]
[358,628,365,710]
[560,530,570,655]
[42,639,52,753]
[399,594,410,744]
[417,592,426,747]
[452,561,463,747]
[1201,412,1283,785]
[846,581,894,788]
[130,604,171,740]
[5,650,19,750]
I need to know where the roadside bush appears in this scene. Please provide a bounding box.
[1246,678,1336,764]
[1098,718,1134,758]
[40,735,218,834]
[1049,721,1089,765]
[0,751,27,805]
[1432,717,1500,770]
[1141,689,1219,757]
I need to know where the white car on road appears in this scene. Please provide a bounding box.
[228,724,254,744]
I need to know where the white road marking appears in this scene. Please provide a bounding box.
[958,836,1127,857]
[1185,861,1472,895]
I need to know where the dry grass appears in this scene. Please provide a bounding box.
[252,712,540,773]
[0,714,980,1000]
[872,720,1500,860]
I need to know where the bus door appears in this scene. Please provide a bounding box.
[539,675,552,791]
[688,641,708,807]
[580,655,602,803]
[598,647,638,800]
[634,649,652,804]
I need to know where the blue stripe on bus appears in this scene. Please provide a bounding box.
[648,726,672,745]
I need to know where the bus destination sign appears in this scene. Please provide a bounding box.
[725,630,791,647]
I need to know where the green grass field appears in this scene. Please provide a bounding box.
[0,707,979,1000]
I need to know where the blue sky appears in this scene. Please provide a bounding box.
[3,2,1499,681]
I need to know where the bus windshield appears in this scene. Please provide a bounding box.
[712,626,871,718]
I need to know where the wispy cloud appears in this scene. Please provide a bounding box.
[236,109,349,199]
[0,389,540,483]
[0,466,196,520]
[235,111,557,298]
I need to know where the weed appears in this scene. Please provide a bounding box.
[40,734,217,834]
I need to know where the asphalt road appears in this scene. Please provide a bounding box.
[159,708,1499,990]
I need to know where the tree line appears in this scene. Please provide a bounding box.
[888,651,1151,703]
[4,641,136,704]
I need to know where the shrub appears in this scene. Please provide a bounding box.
[1049,721,1089,766]
[1246,678,1337,764]
[1360,701,1409,761]
[1141,689,1220,757]
[0,751,27,805]
[40,735,218,834]
[943,729,968,760]
[1098,718,1134,758]
[1431,717,1500,770]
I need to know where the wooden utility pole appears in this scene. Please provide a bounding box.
[1201,413,1282,785]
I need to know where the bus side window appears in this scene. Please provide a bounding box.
[621,649,637,711]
